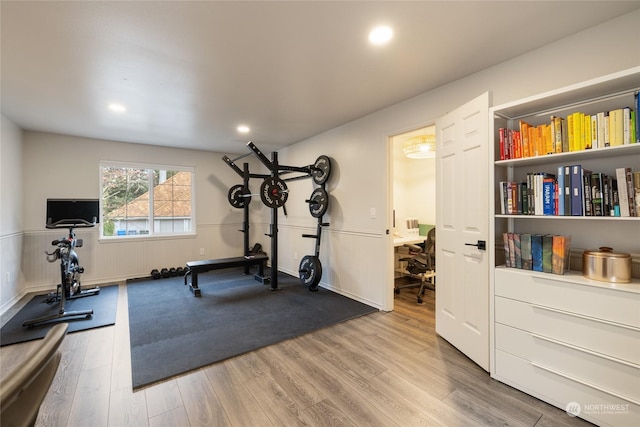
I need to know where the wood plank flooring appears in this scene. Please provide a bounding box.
[1,281,594,427]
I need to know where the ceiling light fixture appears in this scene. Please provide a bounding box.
[403,134,436,159]
[369,26,393,45]
[237,125,250,134]
[108,103,127,113]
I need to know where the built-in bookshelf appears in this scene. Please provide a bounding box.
[489,67,640,427]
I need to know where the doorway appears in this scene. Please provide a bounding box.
[390,125,436,304]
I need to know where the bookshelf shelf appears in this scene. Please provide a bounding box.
[494,143,640,167]
[494,266,640,294]
[495,214,640,221]
[489,67,640,427]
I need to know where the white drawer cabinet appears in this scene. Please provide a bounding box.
[496,323,640,403]
[495,295,640,365]
[495,350,640,427]
[494,268,640,327]
[493,268,640,426]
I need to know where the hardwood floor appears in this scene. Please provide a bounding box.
[1,281,594,427]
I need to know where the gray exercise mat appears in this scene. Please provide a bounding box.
[127,268,377,389]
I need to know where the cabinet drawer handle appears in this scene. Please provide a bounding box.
[530,361,640,406]
[531,303,640,332]
[530,333,638,369]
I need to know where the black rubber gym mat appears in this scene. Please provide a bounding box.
[126,268,377,389]
[0,284,119,346]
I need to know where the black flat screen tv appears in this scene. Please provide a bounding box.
[46,199,99,226]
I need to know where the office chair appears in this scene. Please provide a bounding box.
[396,227,435,303]
[1,323,68,427]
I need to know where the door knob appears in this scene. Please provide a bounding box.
[465,240,486,250]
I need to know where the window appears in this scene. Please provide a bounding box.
[100,162,194,238]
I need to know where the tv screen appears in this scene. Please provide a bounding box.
[46,199,99,226]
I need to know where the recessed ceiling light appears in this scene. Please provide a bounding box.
[369,26,393,45]
[108,103,127,113]
[237,125,250,133]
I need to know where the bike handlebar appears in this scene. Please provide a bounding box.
[46,217,97,229]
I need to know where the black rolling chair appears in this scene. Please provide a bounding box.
[1,323,68,427]
[396,227,435,303]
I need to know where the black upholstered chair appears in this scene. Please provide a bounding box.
[397,227,436,303]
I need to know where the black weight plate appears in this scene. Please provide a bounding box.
[312,155,331,185]
[299,255,322,289]
[308,187,329,218]
[260,177,288,208]
[228,184,250,209]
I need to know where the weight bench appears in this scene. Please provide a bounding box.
[184,254,269,297]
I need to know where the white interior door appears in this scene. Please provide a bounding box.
[435,92,490,371]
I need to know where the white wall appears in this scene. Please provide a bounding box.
[392,141,436,235]
[1,115,24,312]
[4,9,639,313]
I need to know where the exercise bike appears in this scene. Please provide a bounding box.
[23,218,100,327]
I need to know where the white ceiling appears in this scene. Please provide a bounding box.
[2,1,639,155]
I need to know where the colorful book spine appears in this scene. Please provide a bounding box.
[543,178,555,215]
[521,234,532,270]
[597,112,607,148]
[508,233,516,268]
[626,168,637,217]
[609,109,624,146]
[514,234,522,268]
[556,166,565,215]
[570,165,583,216]
[590,115,598,149]
[542,234,553,273]
[623,107,631,145]
[503,233,511,267]
[615,167,631,216]
[583,170,593,216]
[591,172,604,216]
[564,166,572,216]
[531,234,543,272]
[583,113,591,150]
[552,235,571,275]
[631,110,636,146]
[633,92,640,143]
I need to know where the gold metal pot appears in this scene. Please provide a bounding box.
[582,247,631,283]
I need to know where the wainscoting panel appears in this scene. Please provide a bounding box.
[1,232,25,314]
[276,225,386,309]
[20,223,244,291]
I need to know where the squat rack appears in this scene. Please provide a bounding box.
[223,141,325,289]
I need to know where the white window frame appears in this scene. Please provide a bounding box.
[99,161,196,239]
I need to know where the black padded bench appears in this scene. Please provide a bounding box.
[184,254,269,297]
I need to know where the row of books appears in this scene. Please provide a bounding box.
[498,92,639,160]
[499,166,640,217]
[503,233,571,275]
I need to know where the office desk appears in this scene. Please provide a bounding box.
[393,235,425,247]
